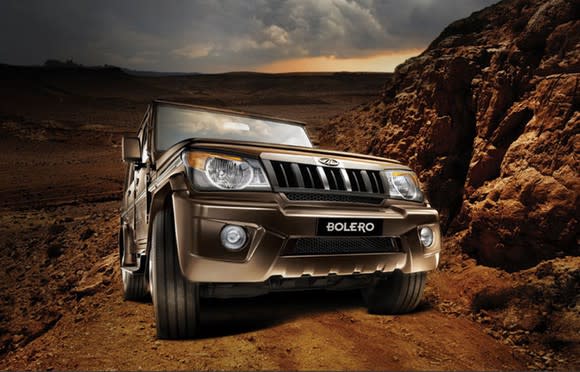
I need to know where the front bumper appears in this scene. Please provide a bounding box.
[172,191,441,283]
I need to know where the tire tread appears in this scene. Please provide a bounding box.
[364,271,427,314]
[122,270,148,301]
[151,200,199,339]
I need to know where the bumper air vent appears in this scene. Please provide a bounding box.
[282,237,402,256]
[283,192,384,204]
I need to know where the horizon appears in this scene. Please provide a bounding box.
[0,1,496,74]
[0,59,397,75]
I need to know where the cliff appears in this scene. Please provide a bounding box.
[322,0,579,271]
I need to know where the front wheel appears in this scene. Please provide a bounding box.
[149,200,200,339]
[362,271,426,314]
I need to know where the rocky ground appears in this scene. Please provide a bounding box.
[1,0,579,368]
[0,200,577,370]
[0,69,577,371]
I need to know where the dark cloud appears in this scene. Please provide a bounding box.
[0,0,496,72]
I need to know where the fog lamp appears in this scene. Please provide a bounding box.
[220,225,247,251]
[418,226,434,247]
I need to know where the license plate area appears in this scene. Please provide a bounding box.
[317,218,383,236]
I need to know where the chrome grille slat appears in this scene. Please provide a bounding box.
[290,163,304,188]
[316,166,330,190]
[340,168,352,191]
[302,165,314,188]
[360,170,373,193]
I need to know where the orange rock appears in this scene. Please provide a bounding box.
[322,0,579,270]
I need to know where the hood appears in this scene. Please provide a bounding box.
[155,137,402,170]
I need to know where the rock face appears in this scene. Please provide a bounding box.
[321,0,579,271]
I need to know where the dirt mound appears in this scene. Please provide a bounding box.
[472,258,579,347]
[427,237,579,370]
[321,0,579,271]
[0,203,119,355]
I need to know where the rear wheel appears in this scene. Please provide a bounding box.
[149,200,199,339]
[122,269,148,300]
[121,228,148,301]
[363,271,426,314]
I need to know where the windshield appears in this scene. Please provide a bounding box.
[155,105,312,151]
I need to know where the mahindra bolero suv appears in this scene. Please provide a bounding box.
[120,100,441,339]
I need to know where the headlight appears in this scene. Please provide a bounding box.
[384,170,423,202]
[183,151,271,191]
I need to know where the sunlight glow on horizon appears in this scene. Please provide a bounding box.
[255,48,424,73]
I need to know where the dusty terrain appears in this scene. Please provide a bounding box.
[0,66,576,371]
[0,1,578,368]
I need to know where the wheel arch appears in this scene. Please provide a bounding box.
[144,173,189,273]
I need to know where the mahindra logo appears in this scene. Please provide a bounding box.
[319,158,339,167]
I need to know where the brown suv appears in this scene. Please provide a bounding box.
[120,100,441,339]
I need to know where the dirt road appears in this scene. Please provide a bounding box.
[1,266,525,370]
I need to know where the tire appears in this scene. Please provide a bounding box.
[121,268,148,301]
[149,200,199,339]
[120,227,148,301]
[363,271,427,314]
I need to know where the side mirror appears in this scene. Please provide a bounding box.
[122,136,141,163]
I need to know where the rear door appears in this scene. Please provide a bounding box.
[121,154,136,265]
[134,112,151,255]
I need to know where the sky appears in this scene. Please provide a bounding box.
[0,0,496,73]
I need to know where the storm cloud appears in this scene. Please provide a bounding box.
[0,0,496,72]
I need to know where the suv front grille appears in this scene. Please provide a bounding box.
[264,160,386,195]
[282,237,402,256]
